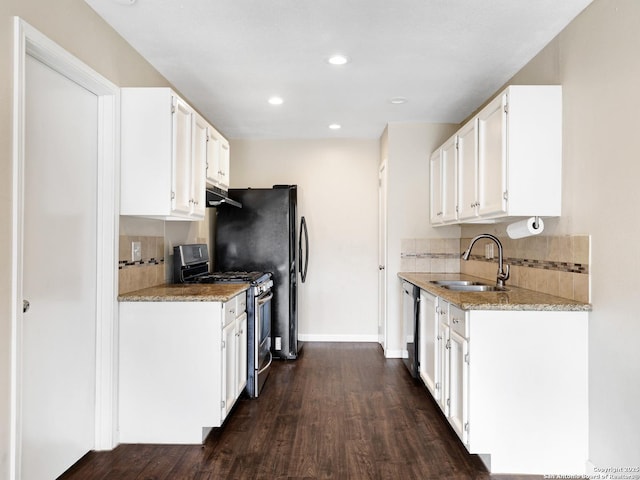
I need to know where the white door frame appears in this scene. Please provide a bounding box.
[378,160,388,351]
[11,18,120,479]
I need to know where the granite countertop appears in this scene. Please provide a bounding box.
[118,283,249,302]
[398,272,592,312]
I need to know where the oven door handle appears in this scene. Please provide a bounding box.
[257,351,273,375]
[257,292,273,306]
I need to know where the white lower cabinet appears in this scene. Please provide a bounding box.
[436,301,449,414]
[418,290,438,398]
[221,303,247,419]
[446,304,468,445]
[417,292,588,475]
[119,292,247,444]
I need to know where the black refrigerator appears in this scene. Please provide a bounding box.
[214,185,308,360]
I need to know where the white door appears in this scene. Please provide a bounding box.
[378,161,388,350]
[21,54,98,480]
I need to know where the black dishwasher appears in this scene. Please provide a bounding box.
[402,282,420,378]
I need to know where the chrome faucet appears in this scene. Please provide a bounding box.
[461,234,510,288]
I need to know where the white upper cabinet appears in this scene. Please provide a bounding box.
[441,136,458,223]
[430,85,562,225]
[206,125,231,191]
[429,150,443,224]
[430,137,458,224]
[457,119,479,221]
[121,87,206,220]
[477,93,508,218]
[191,113,208,218]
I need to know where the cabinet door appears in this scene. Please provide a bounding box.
[236,312,248,395]
[221,320,236,419]
[172,97,193,216]
[430,150,442,224]
[436,302,449,414]
[441,137,457,223]
[206,128,221,186]
[457,119,479,221]
[477,93,508,217]
[218,140,230,190]
[191,113,208,219]
[448,329,469,445]
[419,290,439,399]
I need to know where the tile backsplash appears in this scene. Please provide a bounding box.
[401,238,461,274]
[118,235,166,294]
[401,235,590,302]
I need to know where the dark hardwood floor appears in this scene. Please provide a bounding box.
[59,342,541,480]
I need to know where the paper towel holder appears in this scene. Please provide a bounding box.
[532,216,540,229]
[506,216,545,239]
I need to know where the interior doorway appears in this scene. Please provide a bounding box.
[11,19,119,479]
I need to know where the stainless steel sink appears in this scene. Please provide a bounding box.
[429,280,480,286]
[442,284,508,292]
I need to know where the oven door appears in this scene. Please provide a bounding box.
[255,289,273,395]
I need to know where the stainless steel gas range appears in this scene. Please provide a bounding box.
[173,244,273,398]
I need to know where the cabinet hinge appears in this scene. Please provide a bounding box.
[464,422,469,432]
[435,382,440,390]
[464,353,470,364]
[503,190,508,201]
[504,103,509,114]
[171,191,175,200]
[221,400,225,408]
[455,138,459,149]
[221,340,225,349]
[171,105,176,114]
[446,398,451,407]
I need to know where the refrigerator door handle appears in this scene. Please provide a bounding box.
[299,216,309,283]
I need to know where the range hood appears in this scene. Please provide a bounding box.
[206,186,242,208]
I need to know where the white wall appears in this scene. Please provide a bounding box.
[382,123,459,356]
[230,139,380,341]
[462,0,640,468]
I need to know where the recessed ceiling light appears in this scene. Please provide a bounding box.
[329,124,342,130]
[390,97,408,104]
[268,96,284,106]
[327,54,350,66]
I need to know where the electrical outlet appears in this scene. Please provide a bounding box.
[485,243,494,259]
[275,337,282,351]
[131,241,142,262]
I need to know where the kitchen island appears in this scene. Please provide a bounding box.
[398,272,589,475]
[118,283,249,444]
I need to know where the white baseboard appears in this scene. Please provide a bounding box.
[298,334,379,343]
[384,349,403,359]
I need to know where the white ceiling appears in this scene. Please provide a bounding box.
[85,0,593,139]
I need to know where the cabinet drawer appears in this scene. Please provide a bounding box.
[223,300,236,326]
[449,305,467,338]
[237,293,247,315]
